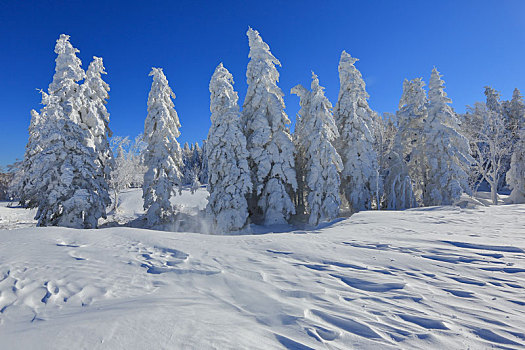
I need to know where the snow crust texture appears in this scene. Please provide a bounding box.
[1,190,524,349]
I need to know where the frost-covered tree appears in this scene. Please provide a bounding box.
[199,140,209,184]
[28,35,110,228]
[19,109,42,207]
[109,134,148,211]
[292,72,342,225]
[333,51,378,212]
[127,134,148,187]
[242,27,297,225]
[180,142,202,190]
[506,129,525,203]
[423,68,471,205]
[484,86,515,190]
[395,78,428,205]
[5,160,24,202]
[110,137,128,211]
[382,151,415,210]
[463,100,512,205]
[500,88,525,189]
[181,142,193,185]
[191,143,203,191]
[81,56,113,184]
[142,68,183,226]
[503,88,525,137]
[206,63,252,233]
[0,170,10,201]
[373,112,415,210]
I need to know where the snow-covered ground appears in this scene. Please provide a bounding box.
[0,189,524,349]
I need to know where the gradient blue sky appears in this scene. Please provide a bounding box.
[1,0,524,167]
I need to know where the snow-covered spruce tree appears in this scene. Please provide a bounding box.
[333,51,379,212]
[109,136,130,212]
[503,88,525,137]
[373,112,415,210]
[29,35,110,228]
[382,151,415,210]
[500,88,525,189]
[6,160,24,202]
[423,68,471,206]
[181,142,193,185]
[143,68,183,226]
[292,72,342,225]
[506,129,525,203]
[395,78,428,206]
[19,109,42,207]
[180,142,202,191]
[81,56,113,185]
[241,27,297,225]
[206,63,252,233]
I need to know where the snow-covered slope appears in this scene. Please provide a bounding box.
[0,190,524,349]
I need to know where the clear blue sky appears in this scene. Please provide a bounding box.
[1,0,524,167]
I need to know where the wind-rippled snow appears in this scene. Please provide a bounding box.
[0,189,524,349]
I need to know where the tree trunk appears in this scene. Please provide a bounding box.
[113,189,119,213]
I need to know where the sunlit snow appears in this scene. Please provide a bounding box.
[0,188,524,349]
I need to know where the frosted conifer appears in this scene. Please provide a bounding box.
[29,35,110,228]
[242,27,297,225]
[395,78,428,205]
[424,68,471,205]
[81,57,113,184]
[292,72,342,225]
[505,88,525,136]
[333,51,378,212]
[206,63,252,232]
[142,68,183,226]
[506,129,525,203]
[19,109,41,207]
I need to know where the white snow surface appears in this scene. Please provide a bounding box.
[1,189,525,349]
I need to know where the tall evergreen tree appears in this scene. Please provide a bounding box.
[29,35,109,228]
[242,27,297,225]
[19,109,41,207]
[484,86,514,190]
[503,88,525,137]
[292,72,342,225]
[81,56,113,185]
[395,78,428,205]
[424,68,471,205]
[506,129,525,203]
[379,112,416,210]
[206,63,252,233]
[142,68,183,226]
[333,51,379,212]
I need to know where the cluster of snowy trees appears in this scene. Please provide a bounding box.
[181,141,207,190]
[462,87,525,204]
[14,30,525,232]
[205,28,524,232]
[109,134,147,211]
[18,35,113,228]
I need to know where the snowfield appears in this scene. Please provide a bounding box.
[1,189,524,349]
